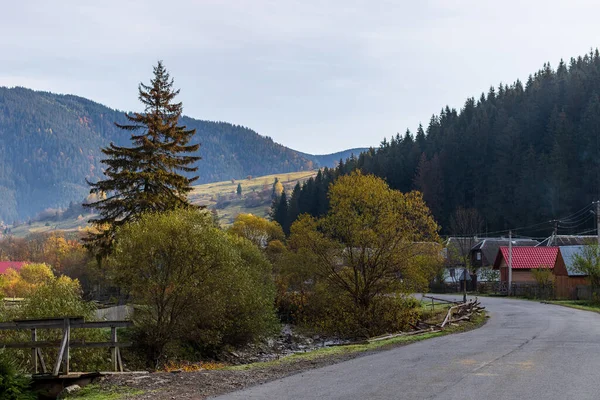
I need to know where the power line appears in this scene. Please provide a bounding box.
[558,213,594,228]
[448,201,598,238]
[558,218,593,230]
[558,203,595,222]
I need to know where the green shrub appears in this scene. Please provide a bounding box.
[111,209,278,367]
[0,349,35,400]
[0,275,109,373]
[299,282,421,338]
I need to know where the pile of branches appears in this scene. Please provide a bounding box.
[438,298,484,328]
[366,296,485,344]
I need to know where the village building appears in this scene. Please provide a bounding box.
[470,238,539,269]
[493,246,560,284]
[536,235,596,247]
[0,261,27,275]
[553,246,589,299]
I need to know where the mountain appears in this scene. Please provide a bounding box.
[273,50,600,236]
[301,148,369,169]
[0,87,357,223]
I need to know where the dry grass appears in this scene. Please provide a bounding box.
[8,170,318,237]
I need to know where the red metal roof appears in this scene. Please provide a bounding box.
[494,247,559,269]
[0,261,27,275]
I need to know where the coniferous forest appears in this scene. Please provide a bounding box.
[0,87,363,223]
[273,50,600,236]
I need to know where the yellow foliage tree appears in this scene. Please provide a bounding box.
[228,213,285,248]
[288,171,441,335]
[272,179,284,198]
[0,263,54,298]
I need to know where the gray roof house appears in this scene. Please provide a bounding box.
[470,238,540,268]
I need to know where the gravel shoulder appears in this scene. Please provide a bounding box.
[85,312,487,400]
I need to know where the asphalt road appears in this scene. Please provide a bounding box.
[213,295,600,400]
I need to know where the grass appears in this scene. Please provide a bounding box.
[64,384,145,400]
[227,312,488,372]
[8,170,318,237]
[544,300,600,313]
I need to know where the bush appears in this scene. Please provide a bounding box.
[0,272,108,373]
[0,349,35,400]
[110,209,278,367]
[297,282,421,338]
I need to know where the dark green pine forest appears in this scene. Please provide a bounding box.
[0,87,363,223]
[274,50,600,236]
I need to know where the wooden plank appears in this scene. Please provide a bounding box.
[64,319,70,374]
[31,329,37,374]
[53,323,69,376]
[15,317,84,329]
[0,320,133,330]
[422,295,461,304]
[117,348,124,373]
[111,327,117,372]
[37,348,47,374]
[1,341,133,349]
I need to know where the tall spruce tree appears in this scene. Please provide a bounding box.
[84,61,200,256]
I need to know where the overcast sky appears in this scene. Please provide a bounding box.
[1,1,600,154]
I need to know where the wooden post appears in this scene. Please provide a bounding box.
[31,328,37,374]
[53,318,71,376]
[111,327,117,372]
[64,318,70,374]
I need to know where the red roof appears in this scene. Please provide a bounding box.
[0,261,27,275]
[494,247,559,269]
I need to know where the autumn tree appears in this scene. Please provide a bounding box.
[0,263,54,298]
[272,178,283,199]
[573,245,600,292]
[84,61,200,256]
[110,209,277,367]
[228,213,284,249]
[288,172,440,336]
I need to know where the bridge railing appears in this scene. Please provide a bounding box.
[0,317,132,376]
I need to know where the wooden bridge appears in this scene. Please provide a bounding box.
[0,316,133,376]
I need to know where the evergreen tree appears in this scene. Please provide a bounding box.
[84,61,200,256]
[273,191,289,233]
[237,183,243,197]
[286,182,302,234]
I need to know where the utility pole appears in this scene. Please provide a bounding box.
[508,230,512,296]
[597,201,600,246]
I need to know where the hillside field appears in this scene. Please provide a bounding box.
[5,170,318,237]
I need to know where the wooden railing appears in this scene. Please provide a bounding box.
[0,317,133,376]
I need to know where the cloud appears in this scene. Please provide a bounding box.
[2,0,600,153]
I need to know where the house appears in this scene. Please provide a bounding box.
[493,247,561,284]
[443,237,483,284]
[554,246,589,299]
[444,237,480,267]
[0,261,27,275]
[536,235,596,247]
[470,238,539,269]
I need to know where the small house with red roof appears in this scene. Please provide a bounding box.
[493,247,561,284]
[0,261,27,275]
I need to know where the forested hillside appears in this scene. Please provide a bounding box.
[274,50,600,235]
[0,87,348,223]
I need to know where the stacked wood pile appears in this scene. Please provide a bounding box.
[438,298,484,328]
[366,296,485,344]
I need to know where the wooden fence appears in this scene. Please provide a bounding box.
[0,317,132,376]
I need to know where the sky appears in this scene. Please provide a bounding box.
[1,1,600,154]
